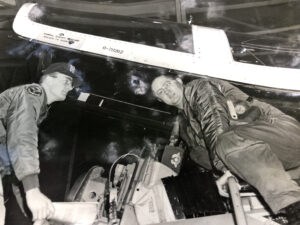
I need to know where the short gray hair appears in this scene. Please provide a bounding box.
[151,75,180,97]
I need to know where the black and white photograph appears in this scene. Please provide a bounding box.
[1,0,300,225]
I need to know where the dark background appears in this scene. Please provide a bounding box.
[1,0,300,224]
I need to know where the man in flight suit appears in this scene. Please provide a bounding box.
[152,75,300,225]
[0,62,82,225]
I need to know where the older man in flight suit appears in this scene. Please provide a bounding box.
[0,62,82,225]
[152,75,300,225]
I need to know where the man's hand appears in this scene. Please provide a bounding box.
[25,188,55,221]
[169,135,178,146]
[216,170,240,197]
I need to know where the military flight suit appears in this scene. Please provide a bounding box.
[182,78,300,213]
[0,83,48,223]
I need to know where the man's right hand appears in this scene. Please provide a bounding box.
[25,188,55,221]
[216,170,241,198]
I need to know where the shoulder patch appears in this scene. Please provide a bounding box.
[26,85,42,97]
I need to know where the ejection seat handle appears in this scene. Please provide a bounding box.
[169,115,180,146]
[227,176,248,225]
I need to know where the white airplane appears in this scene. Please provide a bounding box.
[13,3,300,92]
[12,3,296,225]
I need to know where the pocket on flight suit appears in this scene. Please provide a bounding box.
[216,129,265,162]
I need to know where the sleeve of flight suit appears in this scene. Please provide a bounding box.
[191,79,251,149]
[186,79,251,171]
[178,113,213,170]
[188,79,231,152]
[6,86,43,190]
